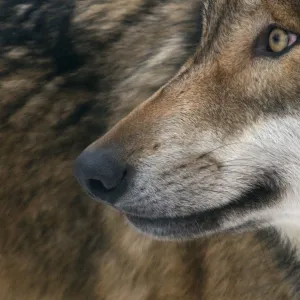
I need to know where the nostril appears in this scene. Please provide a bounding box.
[87,169,128,197]
[121,169,127,182]
[89,178,112,194]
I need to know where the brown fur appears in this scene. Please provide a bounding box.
[0,0,294,299]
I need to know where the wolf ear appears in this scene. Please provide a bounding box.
[267,1,300,33]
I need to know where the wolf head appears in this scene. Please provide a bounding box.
[74,0,300,240]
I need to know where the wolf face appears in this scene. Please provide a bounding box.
[74,0,300,243]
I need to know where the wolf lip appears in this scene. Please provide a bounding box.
[124,212,214,239]
[124,180,278,238]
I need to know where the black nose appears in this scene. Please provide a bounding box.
[73,148,127,204]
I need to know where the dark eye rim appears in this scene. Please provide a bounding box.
[253,24,300,58]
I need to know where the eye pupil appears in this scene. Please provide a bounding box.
[272,34,280,43]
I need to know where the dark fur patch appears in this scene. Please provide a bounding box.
[0,0,83,73]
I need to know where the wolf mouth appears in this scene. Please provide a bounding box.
[125,181,280,238]
[126,213,218,239]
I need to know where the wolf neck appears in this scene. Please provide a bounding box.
[270,190,300,295]
[276,188,300,255]
[271,223,300,296]
[277,224,300,258]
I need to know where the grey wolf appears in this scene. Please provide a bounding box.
[0,0,293,299]
[75,0,300,298]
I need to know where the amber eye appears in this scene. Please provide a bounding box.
[268,28,289,52]
[254,25,299,57]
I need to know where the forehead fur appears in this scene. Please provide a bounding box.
[265,0,300,32]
